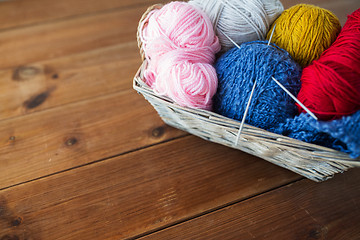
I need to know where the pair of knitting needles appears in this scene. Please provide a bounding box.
[218,26,318,146]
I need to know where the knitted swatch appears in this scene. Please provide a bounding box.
[270,111,360,158]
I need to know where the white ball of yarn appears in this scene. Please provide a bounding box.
[189,0,284,51]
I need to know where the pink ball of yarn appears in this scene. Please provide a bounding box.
[139,1,221,110]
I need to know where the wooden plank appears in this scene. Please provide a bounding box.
[0,0,164,31]
[140,169,360,240]
[0,136,299,240]
[0,4,155,69]
[0,90,185,189]
[0,41,141,121]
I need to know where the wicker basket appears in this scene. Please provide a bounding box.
[134,4,360,182]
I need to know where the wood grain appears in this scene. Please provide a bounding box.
[0,0,165,31]
[0,137,299,240]
[0,90,185,189]
[0,5,151,69]
[1,0,354,31]
[0,41,141,121]
[0,0,359,240]
[140,168,360,240]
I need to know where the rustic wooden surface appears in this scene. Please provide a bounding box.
[0,0,359,239]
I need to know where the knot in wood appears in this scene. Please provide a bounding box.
[11,216,23,227]
[13,66,40,81]
[1,235,20,240]
[152,126,165,138]
[23,91,50,109]
[65,137,78,146]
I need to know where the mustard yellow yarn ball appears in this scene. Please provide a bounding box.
[267,4,341,67]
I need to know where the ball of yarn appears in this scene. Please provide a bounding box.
[214,41,302,130]
[267,4,341,67]
[139,1,221,110]
[189,0,284,52]
[297,8,360,120]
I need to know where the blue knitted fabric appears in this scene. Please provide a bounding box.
[310,111,360,158]
[214,41,302,130]
[269,114,348,152]
[269,111,360,159]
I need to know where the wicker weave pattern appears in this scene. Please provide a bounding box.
[134,5,360,182]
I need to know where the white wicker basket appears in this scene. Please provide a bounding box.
[134,4,360,182]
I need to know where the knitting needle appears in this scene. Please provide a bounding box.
[217,29,255,144]
[271,76,318,120]
[235,80,257,145]
[235,23,277,144]
[219,29,262,144]
[218,29,241,49]
[267,23,276,46]
[266,24,318,121]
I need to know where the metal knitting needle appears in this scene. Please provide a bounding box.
[266,24,318,121]
[217,29,256,144]
[235,23,277,144]
[235,80,257,145]
[267,23,276,46]
[218,29,241,49]
[271,76,318,120]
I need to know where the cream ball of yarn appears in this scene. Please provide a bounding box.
[189,0,284,51]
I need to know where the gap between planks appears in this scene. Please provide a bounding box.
[0,136,300,239]
[0,0,167,33]
[0,4,149,69]
[0,41,140,123]
[0,134,188,192]
[0,87,134,125]
[134,168,360,239]
[0,88,187,189]
[129,177,303,240]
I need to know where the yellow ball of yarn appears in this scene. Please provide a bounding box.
[267,4,341,67]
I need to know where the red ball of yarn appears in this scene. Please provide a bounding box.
[297,8,360,120]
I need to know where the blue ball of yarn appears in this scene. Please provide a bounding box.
[214,41,302,130]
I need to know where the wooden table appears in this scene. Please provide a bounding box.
[1,0,359,239]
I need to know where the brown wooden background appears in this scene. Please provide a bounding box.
[1,0,360,239]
